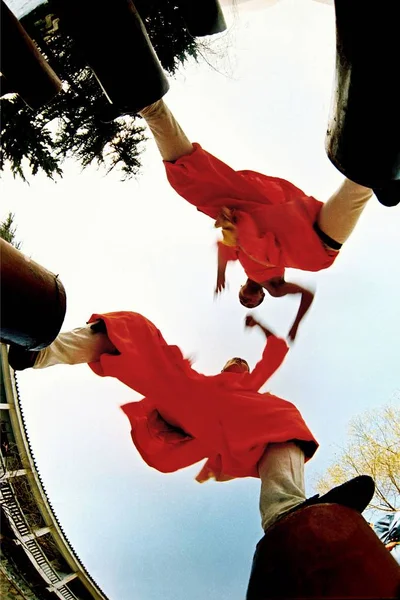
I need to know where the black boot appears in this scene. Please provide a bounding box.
[8,344,39,371]
[283,475,375,522]
[89,320,120,355]
[373,181,400,207]
[52,0,169,115]
[89,320,107,334]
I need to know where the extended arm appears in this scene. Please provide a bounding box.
[262,279,314,341]
[244,315,289,390]
[244,315,275,339]
[215,245,228,295]
[215,241,238,295]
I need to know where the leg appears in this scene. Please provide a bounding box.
[33,322,117,369]
[139,99,194,162]
[258,442,306,531]
[317,178,373,247]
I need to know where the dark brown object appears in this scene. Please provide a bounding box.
[0,0,62,109]
[246,503,400,599]
[51,0,169,114]
[0,239,66,350]
[326,1,400,205]
[174,0,227,37]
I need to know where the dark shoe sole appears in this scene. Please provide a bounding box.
[373,181,400,207]
[317,474,375,513]
[8,345,39,371]
[279,475,375,525]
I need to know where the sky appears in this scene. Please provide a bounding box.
[1,0,400,599]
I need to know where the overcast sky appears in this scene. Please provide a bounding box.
[1,1,399,599]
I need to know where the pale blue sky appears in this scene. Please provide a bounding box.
[1,1,399,598]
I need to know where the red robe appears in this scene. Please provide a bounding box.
[88,311,318,482]
[217,241,285,284]
[165,143,338,284]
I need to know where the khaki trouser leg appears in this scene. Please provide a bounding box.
[258,442,306,531]
[33,323,117,369]
[139,99,194,162]
[317,178,373,246]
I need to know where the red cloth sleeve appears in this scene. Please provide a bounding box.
[245,335,289,391]
[164,144,292,219]
[195,455,235,483]
[217,241,238,263]
[121,404,208,473]
[235,210,282,267]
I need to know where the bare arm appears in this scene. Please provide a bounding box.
[215,244,228,295]
[244,315,289,390]
[215,240,239,295]
[262,279,315,341]
[244,315,275,338]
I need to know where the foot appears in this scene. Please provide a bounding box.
[281,475,375,523]
[373,181,400,207]
[98,103,138,123]
[8,344,39,371]
[89,319,107,334]
[314,474,375,513]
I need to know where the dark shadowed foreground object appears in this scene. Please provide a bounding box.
[175,0,227,37]
[51,0,169,115]
[246,504,400,599]
[0,239,66,350]
[326,1,400,206]
[0,0,62,109]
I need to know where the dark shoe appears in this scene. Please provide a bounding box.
[8,344,39,371]
[89,320,120,355]
[373,181,400,207]
[89,319,107,334]
[314,474,375,512]
[282,475,375,522]
[176,0,227,37]
[98,103,138,123]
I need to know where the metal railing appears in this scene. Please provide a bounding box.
[1,480,79,600]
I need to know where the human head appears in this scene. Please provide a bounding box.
[239,279,265,308]
[222,357,250,373]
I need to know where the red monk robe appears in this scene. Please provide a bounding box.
[165,143,338,284]
[88,311,318,482]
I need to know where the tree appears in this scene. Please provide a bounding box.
[315,403,400,513]
[0,212,22,249]
[0,0,199,182]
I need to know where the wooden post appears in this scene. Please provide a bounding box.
[51,0,169,114]
[246,504,400,599]
[326,1,400,203]
[0,0,62,109]
[0,239,67,350]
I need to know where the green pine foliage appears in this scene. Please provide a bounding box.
[0,212,22,249]
[0,0,199,182]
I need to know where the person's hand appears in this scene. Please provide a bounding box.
[245,315,258,328]
[214,270,226,296]
[288,322,299,342]
[385,541,398,552]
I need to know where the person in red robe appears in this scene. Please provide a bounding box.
[8,311,374,530]
[138,100,373,340]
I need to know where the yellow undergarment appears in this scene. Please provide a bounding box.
[215,208,238,247]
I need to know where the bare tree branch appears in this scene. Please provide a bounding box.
[315,403,400,513]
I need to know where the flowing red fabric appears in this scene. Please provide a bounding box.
[88,312,318,482]
[165,143,338,282]
[217,242,285,284]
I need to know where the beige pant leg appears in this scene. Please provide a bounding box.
[139,99,194,162]
[33,324,117,369]
[258,442,306,531]
[317,178,373,245]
